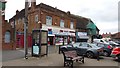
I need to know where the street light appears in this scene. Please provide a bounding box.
[24,0,29,59]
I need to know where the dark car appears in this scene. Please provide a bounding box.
[111,46,120,61]
[95,43,113,57]
[60,42,103,58]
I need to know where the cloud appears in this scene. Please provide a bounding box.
[5,0,25,20]
[5,0,119,34]
[75,0,119,34]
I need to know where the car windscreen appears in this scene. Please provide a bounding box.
[81,42,88,47]
[73,43,80,47]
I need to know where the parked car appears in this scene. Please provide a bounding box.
[115,41,120,45]
[108,41,120,47]
[60,42,103,58]
[95,43,113,57]
[111,46,120,61]
[93,39,109,44]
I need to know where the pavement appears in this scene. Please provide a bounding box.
[2,45,59,62]
[2,53,119,66]
[1,45,120,67]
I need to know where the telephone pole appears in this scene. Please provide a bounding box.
[24,0,29,59]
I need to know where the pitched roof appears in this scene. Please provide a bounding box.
[111,32,120,39]
[9,2,100,31]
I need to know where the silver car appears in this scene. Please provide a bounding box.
[61,42,103,58]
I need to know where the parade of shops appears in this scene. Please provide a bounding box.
[2,0,99,50]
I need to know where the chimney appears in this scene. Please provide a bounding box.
[67,11,70,15]
[31,0,36,9]
[16,10,19,15]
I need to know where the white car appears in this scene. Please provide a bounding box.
[93,39,109,44]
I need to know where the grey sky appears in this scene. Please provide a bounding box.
[5,0,119,34]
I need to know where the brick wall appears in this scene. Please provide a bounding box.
[2,15,15,50]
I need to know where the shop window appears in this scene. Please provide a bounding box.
[64,37,68,45]
[46,16,52,26]
[60,19,64,27]
[4,31,10,43]
[55,37,63,45]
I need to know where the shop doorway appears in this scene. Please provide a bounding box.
[48,36,54,45]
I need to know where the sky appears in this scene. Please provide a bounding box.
[4,0,120,34]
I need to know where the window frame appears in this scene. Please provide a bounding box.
[70,21,74,29]
[60,19,64,28]
[4,31,11,43]
[35,14,38,23]
[46,16,52,26]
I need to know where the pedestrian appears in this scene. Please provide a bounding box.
[97,51,100,61]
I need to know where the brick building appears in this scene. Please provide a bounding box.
[111,32,120,41]
[9,0,77,48]
[102,32,111,38]
[1,1,15,50]
[9,0,99,48]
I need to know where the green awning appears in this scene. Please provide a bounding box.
[88,29,96,35]
[87,22,96,30]
[87,22,96,35]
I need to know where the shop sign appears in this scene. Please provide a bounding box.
[77,32,89,39]
[70,33,75,36]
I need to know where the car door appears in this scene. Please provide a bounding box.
[77,43,88,55]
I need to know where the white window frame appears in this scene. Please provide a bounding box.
[18,18,21,24]
[35,14,38,23]
[46,16,52,26]
[70,21,74,29]
[60,19,64,28]
[4,31,10,43]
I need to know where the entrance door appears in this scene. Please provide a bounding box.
[48,36,53,45]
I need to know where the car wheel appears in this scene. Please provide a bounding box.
[86,52,94,58]
[103,51,109,57]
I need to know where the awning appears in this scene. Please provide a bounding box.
[87,21,96,35]
[87,22,96,30]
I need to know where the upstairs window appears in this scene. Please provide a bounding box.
[60,19,64,27]
[35,15,38,23]
[70,21,74,29]
[46,16,52,26]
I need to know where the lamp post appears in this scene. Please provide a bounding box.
[24,0,29,59]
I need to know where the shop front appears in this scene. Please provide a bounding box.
[41,24,76,46]
[48,28,55,46]
[69,31,76,43]
[55,34,69,46]
[76,32,89,42]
